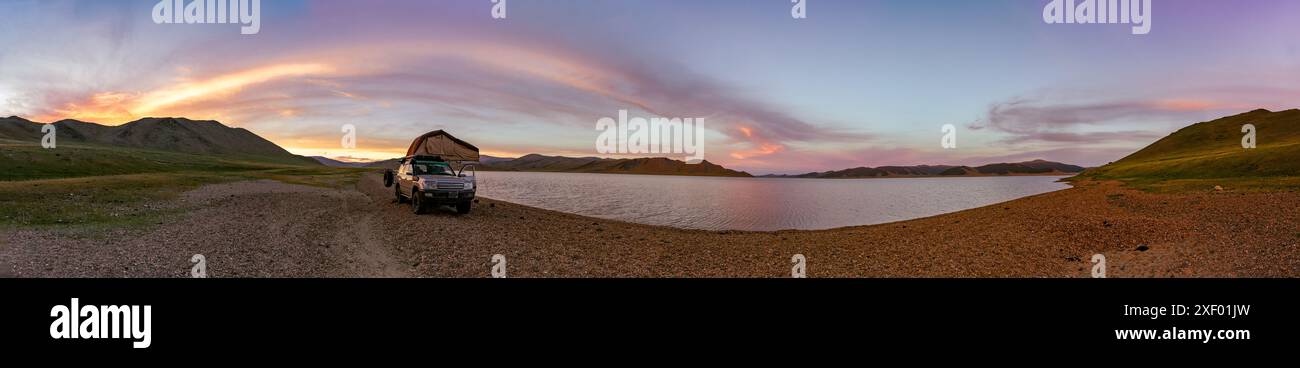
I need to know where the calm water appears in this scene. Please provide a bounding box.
[475,172,1071,231]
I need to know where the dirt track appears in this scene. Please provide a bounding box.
[2,173,1299,277]
[1,179,405,277]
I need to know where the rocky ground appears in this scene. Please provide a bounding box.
[2,174,1298,277]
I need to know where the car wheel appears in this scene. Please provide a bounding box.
[395,184,406,203]
[412,189,426,215]
[456,202,471,215]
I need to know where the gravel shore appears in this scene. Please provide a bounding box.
[3,173,1298,277]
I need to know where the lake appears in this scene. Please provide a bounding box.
[474,171,1071,231]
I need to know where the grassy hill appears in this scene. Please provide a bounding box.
[1074,109,1300,191]
[0,116,358,230]
[0,141,365,230]
[0,141,330,180]
[0,116,318,166]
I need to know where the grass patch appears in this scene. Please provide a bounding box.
[235,166,371,188]
[0,142,293,180]
[1113,176,1300,193]
[0,141,372,231]
[0,173,231,230]
[1070,109,1300,192]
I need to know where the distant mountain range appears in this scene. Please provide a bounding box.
[8,107,1293,188]
[354,154,753,177]
[309,156,371,168]
[2,115,1085,180]
[340,153,1083,179]
[0,116,317,165]
[765,160,1085,178]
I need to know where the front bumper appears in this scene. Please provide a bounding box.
[419,189,475,203]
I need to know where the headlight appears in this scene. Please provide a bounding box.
[465,181,474,190]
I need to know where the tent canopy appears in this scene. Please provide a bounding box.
[404,130,480,162]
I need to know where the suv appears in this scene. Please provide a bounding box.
[386,155,476,214]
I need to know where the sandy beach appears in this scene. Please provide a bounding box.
[3,172,1298,278]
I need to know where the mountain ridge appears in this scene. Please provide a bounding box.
[0,116,317,165]
[767,160,1085,178]
[362,153,752,177]
[1075,108,1300,190]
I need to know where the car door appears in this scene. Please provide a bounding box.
[405,163,417,192]
[397,163,411,194]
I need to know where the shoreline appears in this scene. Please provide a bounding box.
[755,173,1079,180]
[475,170,1074,232]
[473,167,1079,180]
[3,173,1297,278]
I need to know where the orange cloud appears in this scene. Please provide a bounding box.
[38,63,334,124]
[728,125,785,160]
[134,63,334,115]
[37,92,139,122]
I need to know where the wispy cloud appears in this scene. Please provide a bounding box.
[969,97,1254,144]
[3,0,1298,173]
[35,63,334,123]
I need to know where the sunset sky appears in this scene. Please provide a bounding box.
[2,0,1298,174]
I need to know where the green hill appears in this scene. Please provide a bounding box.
[1075,109,1300,191]
[0,117,358,229]
[0,116,319,166]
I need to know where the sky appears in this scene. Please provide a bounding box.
[1,0,1298,174]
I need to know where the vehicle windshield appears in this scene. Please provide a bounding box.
[411,161,455,176]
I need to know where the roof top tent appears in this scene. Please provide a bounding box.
[387,130,480,215]
[387,130,486,192]
[403,131,480,163]
[404,130,480,162]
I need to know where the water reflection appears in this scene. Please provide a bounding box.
[476,172,1071,231]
